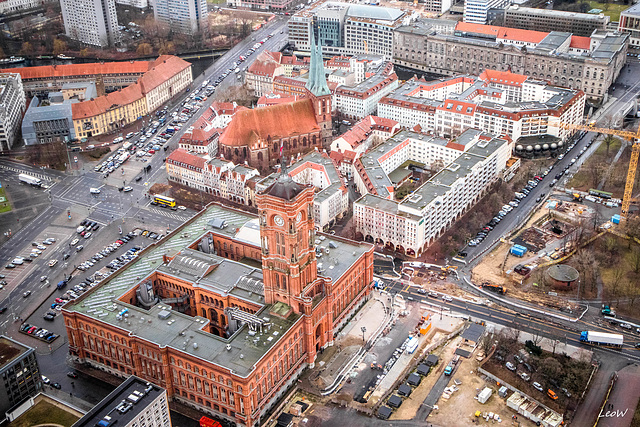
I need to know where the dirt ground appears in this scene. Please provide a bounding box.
[390,334,464,420]
[427,352,538,427]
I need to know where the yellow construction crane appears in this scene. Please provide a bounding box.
[540,120,640,220]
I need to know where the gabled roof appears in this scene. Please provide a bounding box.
[166,149,207,170]
[570,35,591,50]
[72,83,143,120]
[479,69,527,86]
[455,22,548,44]
[1,60,151,81]
[220,99,320,147]
[139,56,191,94]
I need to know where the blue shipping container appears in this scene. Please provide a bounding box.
[612,215,621,224]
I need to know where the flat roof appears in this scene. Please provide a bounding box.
[64,202,370,377]
[506,5,609,21]
[0,336,30,370]
[72,375,165,427]
[622,3,640,17]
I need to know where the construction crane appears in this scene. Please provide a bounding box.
[540,120,640,221]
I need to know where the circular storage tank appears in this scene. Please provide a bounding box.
[534,144,542,151]
[542,144,550,150]
[526,146,533,152]
[516,145,524,151]
[558,141,564,147]
[550,143,558,150]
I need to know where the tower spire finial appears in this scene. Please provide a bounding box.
[305,29,331,97]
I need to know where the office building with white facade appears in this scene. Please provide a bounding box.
[377,69,585,147]
[464,0,510,24]
[154,0,208,35]
[334,61,399,120]
[288,1,407,59]
[0,73,26,151]
[353,129,510,256]
[619,3,640,48]
[60,0,120,47]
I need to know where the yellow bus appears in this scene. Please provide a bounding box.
[153,195,176,207]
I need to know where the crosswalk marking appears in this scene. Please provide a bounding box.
[149,208,188,221]
[0,165,53,181]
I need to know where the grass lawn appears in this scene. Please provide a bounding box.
[9,401,80,427]
[208,0,227,4]
[0,186,12,213]
[586,0,628,21]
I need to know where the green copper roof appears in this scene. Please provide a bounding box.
[305,32,331,97]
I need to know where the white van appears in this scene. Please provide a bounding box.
[90,188,101,194]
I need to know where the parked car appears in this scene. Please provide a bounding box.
[506,362,516,371]
[533,382,544,392]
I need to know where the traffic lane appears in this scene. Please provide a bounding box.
[385,280,640,362]
[463,132,594,259]
[0,206,62,262]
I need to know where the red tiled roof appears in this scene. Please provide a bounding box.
[167,149,207,170]
[1,60,151,80]
[139,55,191,94]
[479,69,528,86]
[570,36,591,50]
[72,83,143,120]
[71,55,189,120]
[455,22,548,44]
[247,60,279,77]
[220,99,319,147]
[257,95,300,107]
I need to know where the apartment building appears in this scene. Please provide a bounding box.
[245,53,286,97]
[393,20,628,101]
[153,0,208,35]
[227,0,294,11]
[167,149,260,205]
[0,336,43,419]
[0,0,42,14]
[353,129,510,256]
[288,1,406,59]
[2,60,151,97]
[115,0,148,8]
[60,0,119,47]
[72,56,192,139]
[257,151,349,230]
[619,3,640,48]
[500,5,609,37]
[334,62,399,120]
[73,376,171,427]
[0,73,26,151]
[464,0,509,24]
[424,0,453,15]
[377,69,585,145]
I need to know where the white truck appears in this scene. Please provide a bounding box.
[579,331,623,347]
[18,173,42,187]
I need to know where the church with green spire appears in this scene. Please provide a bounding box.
[305,31,333,147]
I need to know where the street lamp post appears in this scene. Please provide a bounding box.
[361,326,366,343]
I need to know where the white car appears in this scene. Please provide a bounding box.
[48,259,58,267]
[41,375,50,384]
[40,275,48,282]
[70,238,79,246]
[177,205,186,210]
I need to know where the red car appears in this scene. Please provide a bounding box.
[116,240,124,245]
[534,176,543,181]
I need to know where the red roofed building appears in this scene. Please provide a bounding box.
[219,99,325,173]
[72,55,192,139]
[221,38,333,173]
[1,60,152,97]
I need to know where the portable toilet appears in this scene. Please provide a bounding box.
[498,386,508,397]
[478,387,492,404]
[612,214,621,224]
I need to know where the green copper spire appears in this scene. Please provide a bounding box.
[305,31,331,97]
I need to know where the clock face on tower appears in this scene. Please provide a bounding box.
[274,215,284,227]
[296,212,302,223]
